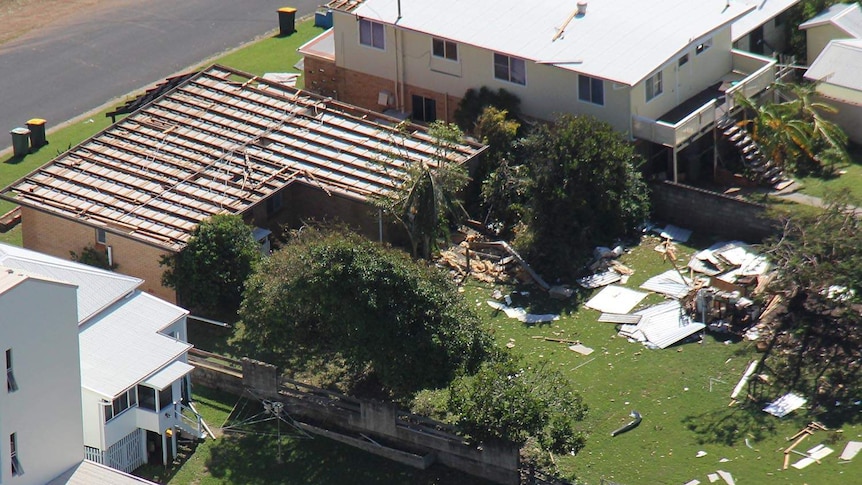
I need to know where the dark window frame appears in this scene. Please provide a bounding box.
[578,75,605,106]
[359,19,385,50]
[432,38,458,61]
[493,53,526,86]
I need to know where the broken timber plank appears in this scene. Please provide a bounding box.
[598,313,642,324]
[531,336,580,345]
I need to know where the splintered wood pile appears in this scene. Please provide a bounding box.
[438,239,515,285]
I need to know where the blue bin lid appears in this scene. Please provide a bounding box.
[10,127,30,135]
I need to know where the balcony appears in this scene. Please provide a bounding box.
[632,49,775,148]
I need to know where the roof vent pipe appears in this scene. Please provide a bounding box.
[577,1,587,16]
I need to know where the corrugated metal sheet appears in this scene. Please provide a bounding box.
[731,0,800,40]
[577,270,621,289]
[585,285,648,314]
[47,459,157,484]
[619,300,705,349]
[598,313,642,324]
[0,242,141,324]
[640,269,692,299]
[351,0,753,86]
[79,292,190,398]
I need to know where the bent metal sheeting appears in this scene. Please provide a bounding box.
[0,65,485,251]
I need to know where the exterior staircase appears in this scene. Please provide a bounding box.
[718,120,789,188]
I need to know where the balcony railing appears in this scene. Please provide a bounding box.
[632,50,775,147]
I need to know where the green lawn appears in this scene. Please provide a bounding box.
[796,142,862,203]
[463,234,861,485]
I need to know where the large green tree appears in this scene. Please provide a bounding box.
[235,229,491,398]
[375,121,470,259]
[761,191,862,406]
[161,214,261,316]
[446,354,587,455]
[520,114,650,278]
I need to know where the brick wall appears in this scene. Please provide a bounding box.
[650,181,780,242]
[303,61,462,123]
[20,207,177,302]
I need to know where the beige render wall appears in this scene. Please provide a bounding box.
[20,206,177,302]
[805,24,848,65]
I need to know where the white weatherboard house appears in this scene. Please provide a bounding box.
[0,243,202,476]
[800,3,862,144]
[301,0,791,182]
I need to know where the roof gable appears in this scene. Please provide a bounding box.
[799,3,862,38]
[731,0,800,41]
[804,38,862,91]
[349,0,753,85]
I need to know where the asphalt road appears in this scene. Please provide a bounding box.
[0,0,320,152]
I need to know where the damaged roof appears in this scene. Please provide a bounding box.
[1,65,485,251]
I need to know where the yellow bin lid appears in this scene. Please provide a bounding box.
[278,7,297,13]
[27,118,46,126]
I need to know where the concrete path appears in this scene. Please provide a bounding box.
[0,0,320,153]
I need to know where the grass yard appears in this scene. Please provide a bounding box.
[461,234,861,485]
[796,143,862,203]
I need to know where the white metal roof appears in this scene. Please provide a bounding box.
[79,291,190,398]
[351,0,753,86]
[731,0,800,41]
[804,39,862,92]
[0,243,141,323]
[48,460,158,485]
[799,3,862,38]
[143,360,194,391]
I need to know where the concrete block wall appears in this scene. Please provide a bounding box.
[650,181,779,242]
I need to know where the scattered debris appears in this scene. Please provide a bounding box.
[791,444,833,469]
[486,300,560,324]
[585,285,648,314]
[684,480,701,485]
[640,269,693,298]
[656,224,693,243]
[782,422,827,469]
[618,300,705,349]
[261,72,299,87]
[568,344,594,355]
[696,450,708,458]
[839,441,862,461]
[531,336,579,345]
[729,361,758,405]
[611,410,642,437]
[707,472,719,483]
[577,270,621,289]
[549,285,574,299]
[598,313,642,324]
[574,357,596,370]
[763,392,806,418]
[716,470,735,485]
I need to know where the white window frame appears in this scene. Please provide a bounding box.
[432,38,458,61]
[646,71,663,102]
[358,18,385,50]
[493,53,526,86]
[578,75,605,106]
[5,349,17,393]
[696,38,712,55]
[105,387,138,423]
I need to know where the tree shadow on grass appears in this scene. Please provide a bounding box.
[206,432,493,485]
[681,405,778,446]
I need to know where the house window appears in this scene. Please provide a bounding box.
[359,19,385,49]
[96,228,107,245]
[493,53,526,85]
[411,95,437,123]
[5,349,17,393]
[266,192,283,215]
[696,38,712,55]
[159,384,174,411]
[105,388,138,423]
[578,75,604,106]
[138,385,157,411]
[432,38,458,61]
[10,433,22,476]
[678,54,689,67]
[646,72,663,102]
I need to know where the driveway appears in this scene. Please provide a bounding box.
[0,0,320,152]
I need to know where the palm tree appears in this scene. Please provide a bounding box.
[375,121,469,259]
[735,82,850,175]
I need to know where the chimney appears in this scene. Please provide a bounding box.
[577,1,588,16]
